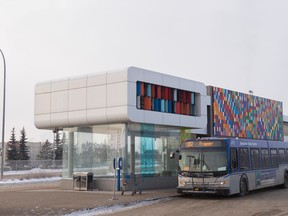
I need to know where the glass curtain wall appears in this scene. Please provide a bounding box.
[127,123,191,177]
[62,123,193,178]
[62,124,126,178]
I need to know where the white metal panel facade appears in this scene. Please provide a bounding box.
[34,66,210,130]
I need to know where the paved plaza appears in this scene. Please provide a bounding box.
[0,181,178,216]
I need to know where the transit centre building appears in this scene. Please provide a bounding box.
[34,66,288,190]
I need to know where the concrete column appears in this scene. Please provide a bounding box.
[162,137,167,172]
[123,124,128,174]
[130,133,135,175]
[68,132,74,178]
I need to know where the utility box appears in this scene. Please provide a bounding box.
[73,172,94,191]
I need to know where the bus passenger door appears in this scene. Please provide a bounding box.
[230,148,238,172]
[230,148,240,195]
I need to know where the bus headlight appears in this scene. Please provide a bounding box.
[214,181,228,186]
[179,180,185,187]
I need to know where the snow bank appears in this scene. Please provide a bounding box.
[65,198,165,216]
[0,176,61,185]
[4,168,62,176]
[0,168,61,185]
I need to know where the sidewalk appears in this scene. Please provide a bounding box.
[0,180,179,216]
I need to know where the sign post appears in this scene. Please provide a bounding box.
[110,129,124,200]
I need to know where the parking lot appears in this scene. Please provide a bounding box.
[105,187,288,216]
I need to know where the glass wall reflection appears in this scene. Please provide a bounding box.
[62,123,193,178]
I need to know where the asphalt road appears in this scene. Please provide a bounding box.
[105,187,288,216]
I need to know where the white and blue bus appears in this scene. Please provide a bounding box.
[170,138,288,196]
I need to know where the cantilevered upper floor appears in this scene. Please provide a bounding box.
[34,66,210,130]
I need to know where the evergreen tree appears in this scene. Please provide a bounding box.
[54,131,63,160]
[18,127,30,160]
[38,139,53,160]
[6,127,18,160]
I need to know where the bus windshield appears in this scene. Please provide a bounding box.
[179,148,227,173]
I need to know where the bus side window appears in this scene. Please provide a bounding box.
[279,149,286,164]
[270,149,279,168]
[230,148,238,172]
[286,149,288,163]
[239,148,250,171]
[261,148,270,169]
[251,148,260,170]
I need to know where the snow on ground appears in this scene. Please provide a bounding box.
[0,176,61,185]
[4,168,62,176]
[0,168,61,186]
[65,198,168,216]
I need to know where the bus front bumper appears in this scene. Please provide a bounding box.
[177,186,230,196]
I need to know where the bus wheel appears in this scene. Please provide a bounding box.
[239,178,248,197]
[281,172,288,188]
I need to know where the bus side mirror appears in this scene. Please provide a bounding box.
[179,155,182,160]
[170,152,175,159]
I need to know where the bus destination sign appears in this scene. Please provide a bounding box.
[182,140,225,148]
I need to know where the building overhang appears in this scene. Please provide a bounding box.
[34,66,210,130]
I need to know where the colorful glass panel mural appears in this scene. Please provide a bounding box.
[140,124,155,175]
[136,81,196,116]
[212,87,283,141]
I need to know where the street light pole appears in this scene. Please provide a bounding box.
[0,49,6,180]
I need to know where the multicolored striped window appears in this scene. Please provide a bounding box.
[136,81,196,116]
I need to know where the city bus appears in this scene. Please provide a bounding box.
[170,137,288,196]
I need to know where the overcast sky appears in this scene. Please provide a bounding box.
[0,0,287,142]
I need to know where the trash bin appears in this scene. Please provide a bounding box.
[73,172,94,191]
[87,172,94,191]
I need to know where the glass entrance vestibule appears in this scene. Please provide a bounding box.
[61,123,194,190]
